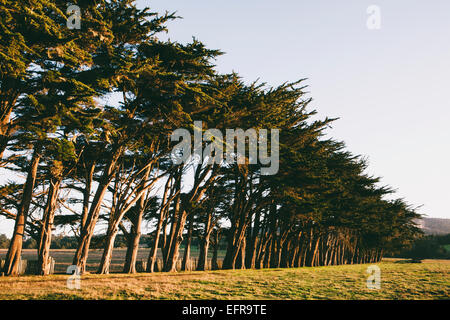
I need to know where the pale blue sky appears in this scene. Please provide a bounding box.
[139,0,450,219]
[1,1,449,236]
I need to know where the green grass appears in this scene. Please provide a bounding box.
[0,248,227,273]
[0,259,448,300]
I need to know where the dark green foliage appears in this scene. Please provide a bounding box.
[0,234,9,248]
[393,234,450,260]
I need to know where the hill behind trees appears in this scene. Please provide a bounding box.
[419,218,450,235]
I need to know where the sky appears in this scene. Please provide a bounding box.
[136,0,450,219]
[1,1,449,236]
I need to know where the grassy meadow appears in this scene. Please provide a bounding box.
[0,259,448,300]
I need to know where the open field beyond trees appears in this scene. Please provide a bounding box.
[0,260,448,300]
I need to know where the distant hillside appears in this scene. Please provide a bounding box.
[418,218,450,235]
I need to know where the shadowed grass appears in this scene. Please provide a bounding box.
[0,260,448,300]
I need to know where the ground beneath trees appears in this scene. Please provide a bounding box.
[0,260,448,300]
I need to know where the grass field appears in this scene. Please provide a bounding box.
[0,259,448,300]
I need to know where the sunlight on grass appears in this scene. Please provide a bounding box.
[0,260,448,300]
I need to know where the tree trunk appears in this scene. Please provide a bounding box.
[181,215,194,271]
[97,224,119,274]
[236,236,246,269]
[37,177,61,275]
[0,84,18,160]
[197,213,213,271]
[147,177,172,272]
[164,209,187,272]
[73,150,121,274]
[246,210,261,269]
[162,176,182,270]
[223,219,248,269]
[211,230,220,270]
[123,211,143,273]
[3,146,41,276]
[81,160,95,231]
[123,166,152,274]
[310,236,320,267]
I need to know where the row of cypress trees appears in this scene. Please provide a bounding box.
[0,1,421,276]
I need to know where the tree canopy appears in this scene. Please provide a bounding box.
[0,0,421,276]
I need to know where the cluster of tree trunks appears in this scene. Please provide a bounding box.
[0,0,420,278]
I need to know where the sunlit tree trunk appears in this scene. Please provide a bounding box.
[181,215,194,271]
[3,146,41,276]
[37,175,62,275]
[73,150,121,274]
[123,210,143,273]
[197,213,213,271]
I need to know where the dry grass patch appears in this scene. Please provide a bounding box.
[0,260,448,300]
